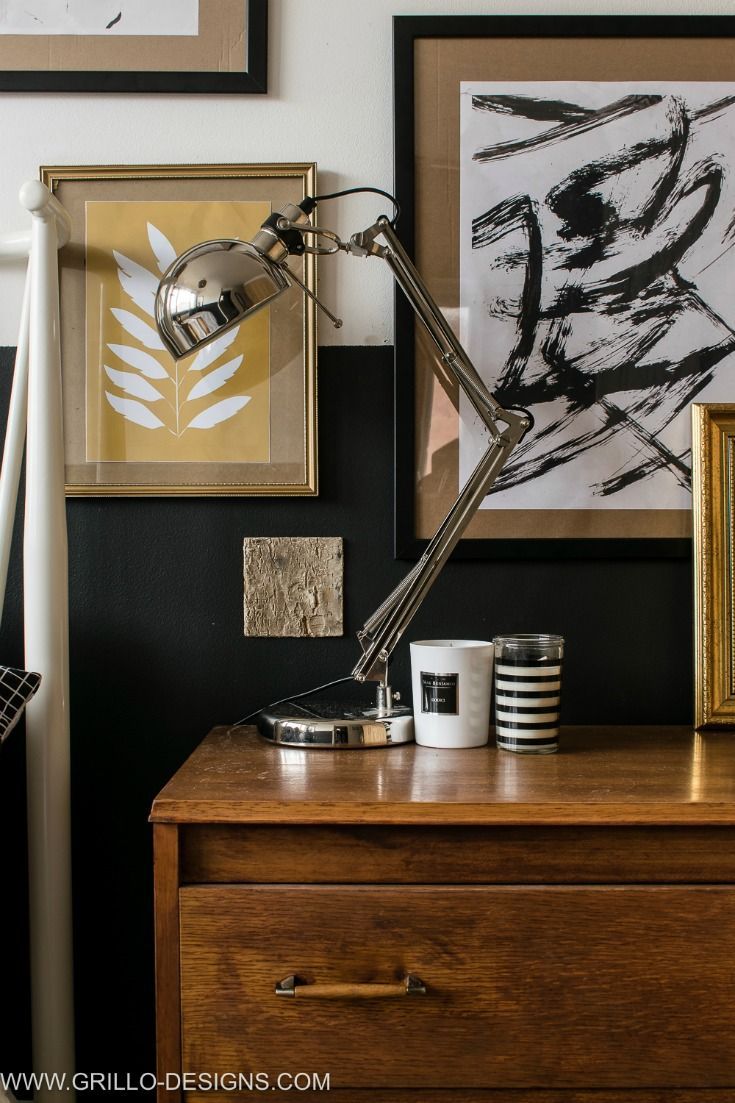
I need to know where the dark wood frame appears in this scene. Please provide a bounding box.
[0,0,267,93]
[393,14,735,561]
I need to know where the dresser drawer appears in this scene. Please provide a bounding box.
[179,885,735,1090]
[180,825,735,884]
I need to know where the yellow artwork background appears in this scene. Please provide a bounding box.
[85,200,271,463]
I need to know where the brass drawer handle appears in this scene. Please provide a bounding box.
[275,973,426,999]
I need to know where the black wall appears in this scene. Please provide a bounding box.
[0,343,693,1084]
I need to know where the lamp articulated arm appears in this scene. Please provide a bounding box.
[155,195,533,708]
[339,217,531,686]
[279,208,533,686]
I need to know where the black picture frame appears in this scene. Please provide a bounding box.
[393,14,735,561]
[0,0,267,94]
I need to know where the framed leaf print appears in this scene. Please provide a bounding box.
[42,163,317,496]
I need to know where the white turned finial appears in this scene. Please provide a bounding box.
[19,180,72,248]
[19,179,52,213]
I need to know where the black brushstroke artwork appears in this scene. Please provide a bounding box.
[464,90,735,500]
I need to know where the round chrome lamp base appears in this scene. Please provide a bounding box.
[256,701,414,748]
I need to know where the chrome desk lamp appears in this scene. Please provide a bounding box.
[155,188,532,748]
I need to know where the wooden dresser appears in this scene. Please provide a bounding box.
[150,725,735,1103]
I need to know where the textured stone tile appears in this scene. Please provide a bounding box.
[243,536,343,637]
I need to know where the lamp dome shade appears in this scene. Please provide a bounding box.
[155,238,290,360]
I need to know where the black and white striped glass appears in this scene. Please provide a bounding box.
[493,635,564,754]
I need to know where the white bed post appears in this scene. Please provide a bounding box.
[20,180,75,1103]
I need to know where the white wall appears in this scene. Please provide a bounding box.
[0,0,729,346]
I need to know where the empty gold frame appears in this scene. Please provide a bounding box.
[693,404,735,728]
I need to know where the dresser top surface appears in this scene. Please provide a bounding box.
[150,725,735,826]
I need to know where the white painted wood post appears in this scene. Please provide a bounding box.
[20,180,75,1103]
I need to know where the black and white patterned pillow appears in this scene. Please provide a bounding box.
[0,665,41,744]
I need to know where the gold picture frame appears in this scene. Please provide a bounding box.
[43,163,317,497]
[693,404,735,729]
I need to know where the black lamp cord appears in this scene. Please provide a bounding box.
[230,675,355,729]
[311,185,400,227]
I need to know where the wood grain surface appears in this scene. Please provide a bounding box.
[151,726,735,825]
[179,884,735,1090]
[185,1094,735,1103]
[155,726,735,1102]
[153,825,181,1103]
[180,823,735,884]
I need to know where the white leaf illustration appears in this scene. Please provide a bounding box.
[186,395,251,430]
[107,343,170,380]
[111,308,166,351]
[189,327,240,372]
[186,356,243,403]
[105,391,165,430]
[104,366,166,403]
[114,250,159,318]
[147,223,177,274]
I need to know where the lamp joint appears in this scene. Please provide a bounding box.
[348,222,390,258]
